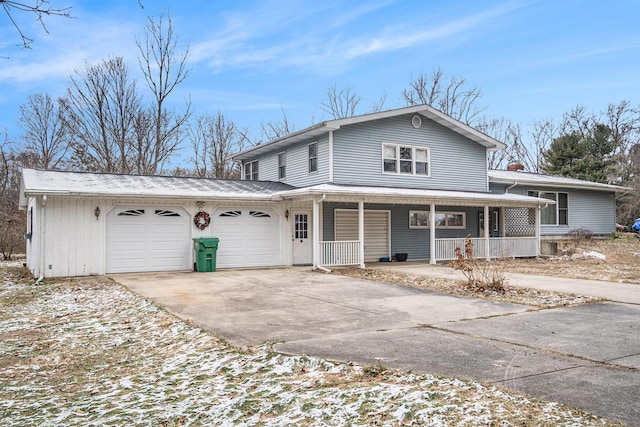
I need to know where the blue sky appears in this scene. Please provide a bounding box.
[1,0,638,147]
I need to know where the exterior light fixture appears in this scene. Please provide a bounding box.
[285,210,290,220]
[94,206,100,220]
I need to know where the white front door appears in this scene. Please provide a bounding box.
[292,210,312,265]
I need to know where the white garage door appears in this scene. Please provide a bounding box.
[211,208,280,268]
[335,209,390,262]
[106,206,191,273]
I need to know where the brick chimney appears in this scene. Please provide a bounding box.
[507,163,525,172]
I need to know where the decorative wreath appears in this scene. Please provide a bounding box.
[194,211,211,230]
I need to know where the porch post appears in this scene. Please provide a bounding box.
[535,205,541,256]
[484,205,490,260]
[429,203,436,264]
[358,200,365,268]
[312,198,320,270]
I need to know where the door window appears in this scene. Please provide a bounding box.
[294,214,308,239]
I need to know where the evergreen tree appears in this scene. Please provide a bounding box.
[542,125,616,183]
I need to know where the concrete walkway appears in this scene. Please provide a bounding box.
[368,262,640,304]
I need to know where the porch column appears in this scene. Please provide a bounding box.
[429,203,436,264]
[535,205,541,256]
[312,198,320,270]
[358,200,365,268]
[484,205,490,260]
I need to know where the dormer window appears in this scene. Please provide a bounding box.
[244,160,258,180]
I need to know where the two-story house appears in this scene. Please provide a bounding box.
[20,105,627,278]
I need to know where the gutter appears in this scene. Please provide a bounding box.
[34,195,47,284]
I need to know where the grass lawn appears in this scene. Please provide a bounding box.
[0,265,625,426]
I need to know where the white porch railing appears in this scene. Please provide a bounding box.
[434,237,538,261]
[319,240,360,266]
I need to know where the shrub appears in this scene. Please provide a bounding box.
[448,234,507,294]
[566,228,594,246]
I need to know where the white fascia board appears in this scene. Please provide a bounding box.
[232,122,340,161]
[277,184,552,207]
[489,175,631,193]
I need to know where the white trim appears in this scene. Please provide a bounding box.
[411,114,422,128]
[329,131,334,182]
[429,203,436,265]
[358,202,365,269]
[528,190,568,226]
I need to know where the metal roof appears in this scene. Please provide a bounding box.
[233,104,505,162]
[488,170,631,192]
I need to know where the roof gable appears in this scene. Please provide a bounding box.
[233,104,504,162]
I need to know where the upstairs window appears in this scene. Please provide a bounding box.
[244,160,258,181]
[383,143,429,176]
[278,152,286,179]
[308,142,317,173]
[528,191,568,225]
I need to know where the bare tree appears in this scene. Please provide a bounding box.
[137,12,191,174]
[189,112,245,179]
[368,92,387,114]
[0,132,26,259]
[260,107,295,142]
[65,57,142,172]
[18,92,69,169]
[526,118,559,173]
[402,68,486,125]
[320,84,363,119]
[2,0,72,49]
[477,117,525,170]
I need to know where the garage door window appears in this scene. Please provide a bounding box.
[118,209,145,216]
[220,211,241,217]
[250,211,270,218]
[155,209,181,217]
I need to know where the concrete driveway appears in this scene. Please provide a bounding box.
[113,268,640,426]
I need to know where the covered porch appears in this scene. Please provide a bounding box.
[279,184,551,270]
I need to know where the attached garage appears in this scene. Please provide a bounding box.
[335,209,391,261]
[106,206,191,273]
[211,208,281,268]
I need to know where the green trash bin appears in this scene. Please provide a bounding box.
[193,237,219,272]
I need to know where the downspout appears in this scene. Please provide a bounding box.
[505,182,517,193]
[34,195,47,284]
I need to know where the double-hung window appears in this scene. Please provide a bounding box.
[528,191,568,225]
[383,143,429,176]
[278,152,286,179]
[244,160,258,181]
[308,142,317,173]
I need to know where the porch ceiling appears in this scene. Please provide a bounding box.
[278,184,553,207]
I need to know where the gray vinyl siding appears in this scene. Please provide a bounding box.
[249,135,330,186]
[322,202,482,261]
[332,114,488,192]
[509,186,616,235]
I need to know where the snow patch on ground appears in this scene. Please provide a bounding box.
[0,275,620,426]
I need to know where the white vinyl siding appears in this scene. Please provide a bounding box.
[334,209,390,261]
